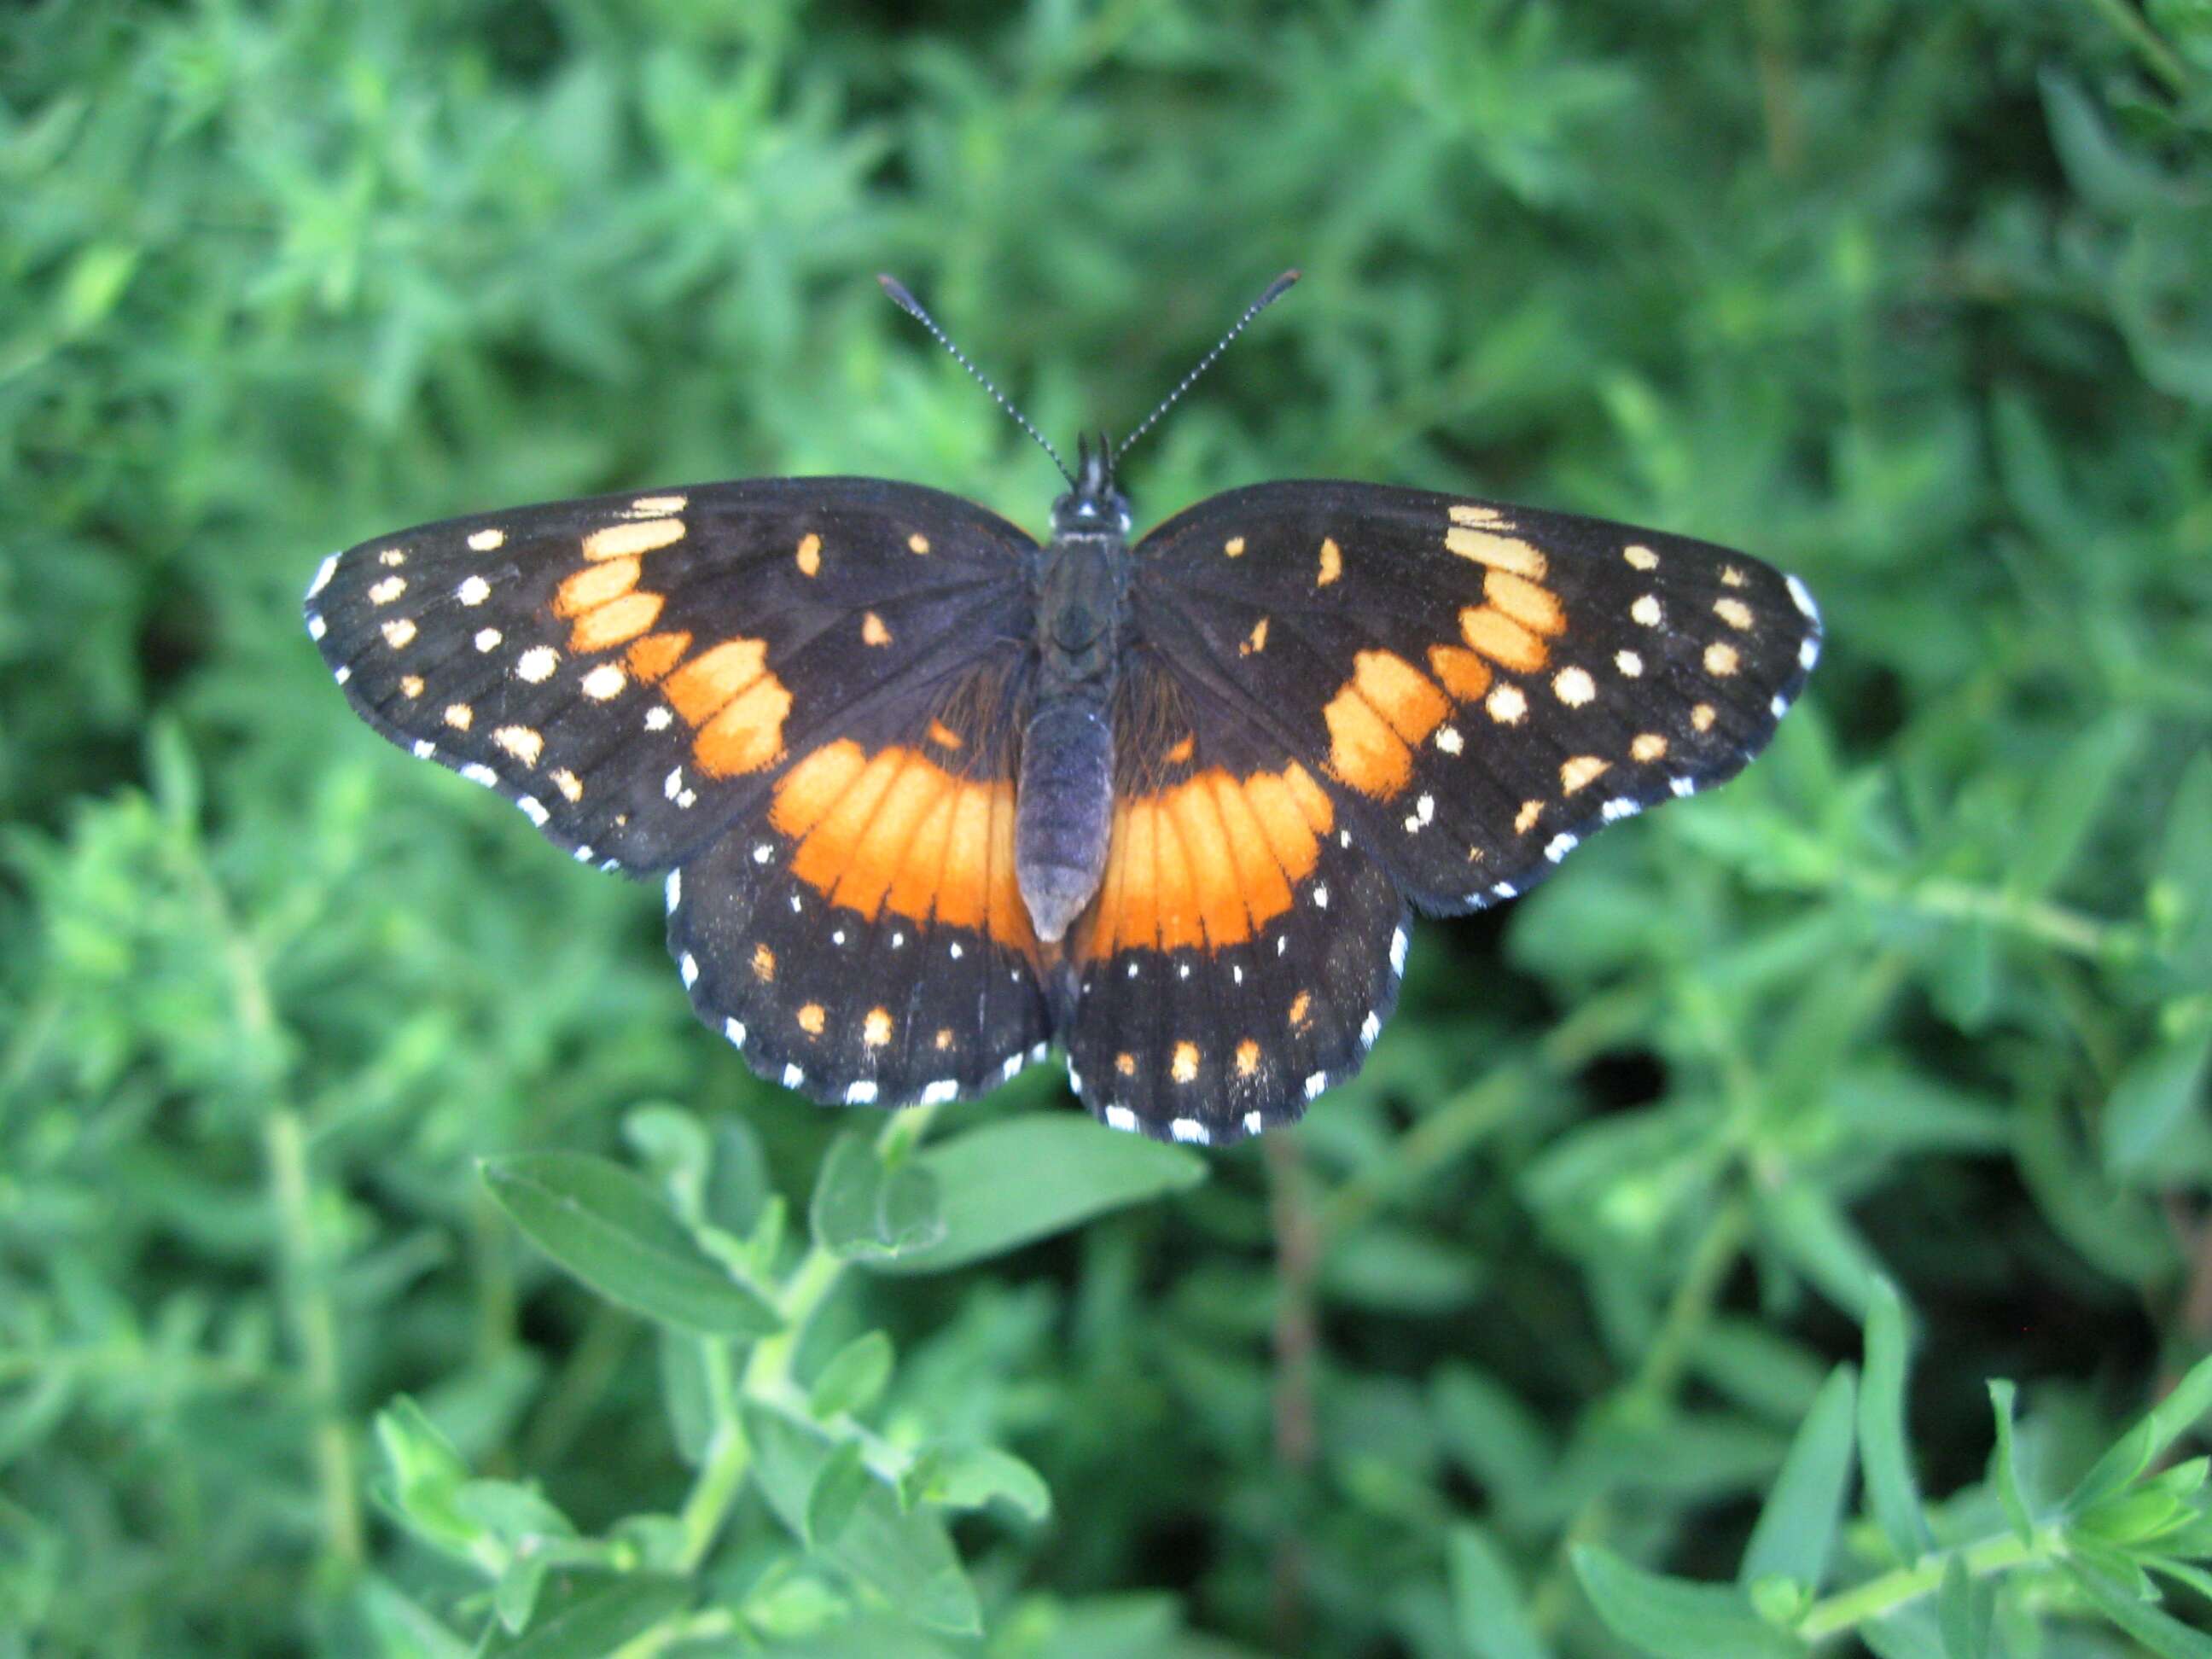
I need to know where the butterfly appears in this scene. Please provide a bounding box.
[304,273,1820,1145]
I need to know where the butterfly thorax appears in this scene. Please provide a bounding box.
[1016,439,1132,946]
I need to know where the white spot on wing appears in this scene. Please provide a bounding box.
[1169,1117,1208,1144]
[782,1064,805,1089]
[1492,881,1516,899]
[411,740,436,760]
[1771,694,1790,719]
[846,1081,879,1104]
[1800,636,1820,670]
[456,575,491,606]
[1360,1012,1381,1046]
[459,763,498,788]
[1786,573,1819,619]
[1303,1071,1327,1101]
[1544,832,1579,863]
[1243,1110,1263,1135]
[724,1017,747,1048]
[1601,797,1639,822]
[923,1079,959,1104]
[665,870,681,913]
[1104,1105,1139,1133]
[1670,777,1697,798]
[1389,926,1408,975]
[1435,725,1464,754]
[307,614,328,640]
[680,952,698,987]
[307,555,338,598]
[517,645,558,682]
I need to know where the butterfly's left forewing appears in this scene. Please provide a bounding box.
[1129,481,1821,916]
[305,478,1038,873]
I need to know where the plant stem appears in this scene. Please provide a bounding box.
[1797,1527,2060,1642]
[669,1103,942,1574]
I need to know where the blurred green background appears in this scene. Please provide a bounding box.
[7,1,2212,1655]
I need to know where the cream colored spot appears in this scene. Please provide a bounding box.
[1553,667,1596,706]
[443,703,473,731]
[796,533,822,576]
[467,528,506,552]
[935,1028,955,1051]
[516,646,559,683]
[379,548,407,566]
[457,574,492,606]
[551,767,584,802]
[1318,538,1342,586]
[1446,525,1549,579]
[1288,992,1313,1029]
[1704,642,1741,677]
[1714,597,1754,631]
[1116,1052,1138,1077]
[907,533,929,555]
[1449,503,1510,528]
[1632,733,1668,762]
[1224,536,1247,558]
[1631,595,1662,627]
[752,943,776,983]
[1171,1041,1200,1084]
[797,1003,826,1037]
[399,675,424,700]
[862,612,892,646]
[1514,799,1544,834]
[1486,683,1527,725]
[369,575,406,605]
[581,663,626,700]
[1721,565,1748,588]
[474,628,503,653]
[631,495,687,515]
[1241,617,1269,656]
[583,518,685,561]
[864,1007,893,1048]
[381,619,417,649]
[1623,544,1659,571]
[1615,649,1644,678]
[1691,703,1717,732]
[1561,755,1609,794]
[1235,1039,1260,1078]
[1435,724,1464,754]
[492,725,544,767]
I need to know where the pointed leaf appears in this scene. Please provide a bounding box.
[1741,1364,1856,1591]
[811,1131,946,1261]
[1571,1545,1802,1659]
[482,1153,781,1335]
[1449,1524,1550,1659]
[902,1444,1051,1522]
[1986,1380,2034,1545]
[479,1572,690,1658]
[805,1439,872,1547]
[808,1330,895,1421]
[1935,1555,1991,1659]
[2064,1563,2212,1659]
[2067,1350,2212,1515]
[872,1115,1206,1274]
[1858,1278,1932,1559]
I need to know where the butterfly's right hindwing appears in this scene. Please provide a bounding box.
[305,479,1039,874]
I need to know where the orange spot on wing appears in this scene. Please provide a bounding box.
[626,631,691,682]
[1444,523,1547,579]
[694,675,791,776]
[771,741,869,839]
[862,612,892,646]
[752,943,776,982]
[796,1003,826,1036]
[1171,1042,1200,1083]
[1427,644,1493,702]
[1235,1039,1260,1077]
[1324,686,1412,799]
[662,637,768,725]
[926,719,963,751]
[1318,537,1342,585]
[1485,570,1565,636]
[1354,650,1449,742]
[983,781,1026,953]
[554,557,638,618]
[569,591,664,652]
[1166,734,1195,765]
[1460,604,1548,674]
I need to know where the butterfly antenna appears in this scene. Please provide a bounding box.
[878,274,1074,486]
[1113,269,1301,466]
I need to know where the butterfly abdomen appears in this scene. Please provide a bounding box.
[1016,526,1129,943]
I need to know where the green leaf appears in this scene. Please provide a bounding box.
[1570,1545,1802,1659]
[900,1444,1051,1522]
[2103,1024,2212,1179]
[2009,713,2142,901]
[810,1131,946,1261]
[1448,1524,1550,1659]
[371,1399,477,1561]
[743,1401,981,1636]
[480,1572,690,1658]
[481,1153,781,1336]
[1740,1364,1856,1592]
[2066,1350,2212,1515]
[1858,1278,1932,1560]
[808,1330,895,1420]
[2063,1563,2212,1659]
[1755,1184,1883,1318]
[1934,1555,1990,1659]
[1986,1381,2035,1545]
[806,1439,873,1547]
[870,1115,1207,1274]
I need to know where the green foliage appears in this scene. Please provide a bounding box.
[4,0,2211,1654]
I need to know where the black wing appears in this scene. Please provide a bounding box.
[305,478,1038,873]
[307,477,1058,1106]
[1128,480,1820,916]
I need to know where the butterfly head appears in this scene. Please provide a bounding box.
[1051,433,1132,538]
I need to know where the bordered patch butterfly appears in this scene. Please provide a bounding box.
[306,272,1821,1145]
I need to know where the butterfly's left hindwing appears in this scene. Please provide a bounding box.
[1130,482,1821,916]
[305,479,1037,874]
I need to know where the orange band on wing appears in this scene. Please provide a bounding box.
[1079,762,1332,959]
[1324,649,1451,800]
[769,742,1034,952]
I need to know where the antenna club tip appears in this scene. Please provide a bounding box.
[1261,269,1302,304]
[876,273,923,316]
